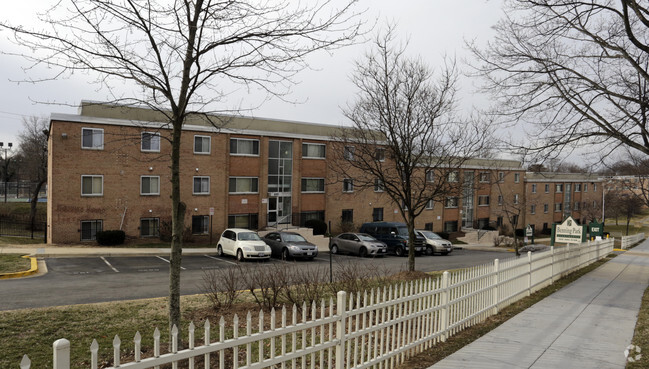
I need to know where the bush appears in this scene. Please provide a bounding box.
[96,230,126,246]
[515,228,525,237]
[305,219,327,235]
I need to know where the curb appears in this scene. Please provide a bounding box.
[0,255,38,279]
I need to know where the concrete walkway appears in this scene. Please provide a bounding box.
[429,239,649,369]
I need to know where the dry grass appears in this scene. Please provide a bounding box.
[0,254,31,273]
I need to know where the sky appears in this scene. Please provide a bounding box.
[0,0,504,153]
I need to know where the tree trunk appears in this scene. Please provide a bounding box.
[406,212,416,272]
[29,180,45,239]
[169,122,185,346]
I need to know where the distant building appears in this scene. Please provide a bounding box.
[46,101,602,243]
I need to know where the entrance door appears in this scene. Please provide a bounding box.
[267,196,292,227]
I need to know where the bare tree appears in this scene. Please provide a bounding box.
[330,29,490,271]
[17,117,49,236]
[470,1,649,163]
[1,0,363,335]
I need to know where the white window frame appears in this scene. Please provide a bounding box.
[81,175,103,196]
[374,147,385,161]
[498,172,504,181]
[229,176,258,194]
[584,184,588,192]
[230,138,260,156]
[374,178,384,192]
[344,146,355,161]
[140,217,160,238]
[140,175,160,196]
[302,143,326,159]
[531,204,536,214]
[478,195,490,206]
[575,183,581,192]
[514,194,519,204]
[531,184,537,193]
[545,184,550,193]
[343,178,354,193]
[81,127,104,150]
[141,132,161,152]
[447,171,459,183]
[514,173,520,183]
[426,199,434,210]
[301,177,325,193]
[555,203,562,212]
[445,196,459,208]
[194,135,211,154]
[479,172,490,183]
[556,184,563,193]
[80,220,103,241]
[498,195,503,205]
[426,170,435,183]
[193,176,211,195]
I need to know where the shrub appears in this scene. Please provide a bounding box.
[96,230,126,246]
[515,228,525,237]
[305,219,327,235]
[201,266,242,312]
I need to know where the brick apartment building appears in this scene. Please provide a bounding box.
[46,101,603,244]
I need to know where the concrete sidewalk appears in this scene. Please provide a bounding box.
[0,245,218,257]
[429,239,649,369]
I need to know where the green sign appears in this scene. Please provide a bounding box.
[551,216,586,245]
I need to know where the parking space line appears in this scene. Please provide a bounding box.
[100,256,119,273]
[204,254,238,266]
[156,256,187,270]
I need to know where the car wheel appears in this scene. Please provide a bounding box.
[281,248,290,261]
[425,246,434,256]
[236,249,245,262]
[359,247,368,258]
[217,245,223,257]
[330,245,339,254]
[395,246,404,257]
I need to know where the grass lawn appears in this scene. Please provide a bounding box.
[0,254,616,369]
[0,254,31,273]
[0,202,46,218]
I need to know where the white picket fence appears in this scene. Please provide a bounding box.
[621,233,645,249]
[21,240,613,369]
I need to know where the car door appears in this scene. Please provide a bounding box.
[336,234,350,253]
[265,232,281,257]
[224,230,236,256]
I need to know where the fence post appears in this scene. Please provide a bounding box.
[550,246,555,283]
[335,291,347,369]
[492,259,499,315]
[440,271,449,342]
[527,251,532,296]
[53,339,70,369]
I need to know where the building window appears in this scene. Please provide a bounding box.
[531,184,537,193]
[298,211,325,227]
[514,194,519,204]
[228,213,259,229]
[555,203,563,212]
[426,199,434,209]
[545,184,550,193]
[140,218,160,237]
[445,196,459,208]
[425,222,434,231]
[140,176,160,195]
[584,184,588,192]
[229,177,258,194]
[478,195,490,206]
[372,207,384,221]
[498,195,503,205]
[447,171,459,183]
[192,215,209,234]
[342,209,354,223]
[544,203,549,213]
[498,172,504,181]
[512,215,519,226]
[230,138,259,156]
[531,204,536,214]
[141,132,160,152]
[496,216,503,227]
[514,173,520,183]
[193,176,210,195]
[301,178,325,193]
[344,146,355,160]
[374,148,385,161]
[594,184,597,192]
[593,200,597,208]
[426,170,435,183]
[81,175,103,196]
[81,128,104,150]
[302,143,326,158]
[555,184,563,193]
[80,220,102,241]
[574,201,580,210]
[194,135,211,154]
[343,178,354,193]
[479,172,490,183]
[575,183,581,192]
[444,221,458,232]
[374,178,384,192]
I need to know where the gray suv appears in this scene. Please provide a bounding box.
[358,222,425,256]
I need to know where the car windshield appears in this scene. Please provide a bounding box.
[357,234,377,241]
[283,233,306,242]
[419,231,442,240]
[238,232,261,241]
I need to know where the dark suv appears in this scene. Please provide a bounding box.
[358,222,425,256]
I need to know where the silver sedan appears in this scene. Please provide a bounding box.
[329,233,387,257]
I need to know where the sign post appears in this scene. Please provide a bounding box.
[525,224,534,244]
[551,216,586,246]
[209,207,215,246]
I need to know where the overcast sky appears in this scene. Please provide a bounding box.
[0,0,503,152]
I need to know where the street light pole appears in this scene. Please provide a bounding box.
[0,142,13,203]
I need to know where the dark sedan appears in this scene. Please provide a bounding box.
[329,233,387,257]
[262,231,318,260]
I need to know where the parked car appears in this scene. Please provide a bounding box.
[359,222,425,256]
[262,231,318,260]
[329,232,387,257]
[416,230,453,255]
[217,228,271,261]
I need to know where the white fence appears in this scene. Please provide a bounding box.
[21,240,613,369]
[621,233,645,249]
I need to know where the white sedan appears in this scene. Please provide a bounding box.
[217,228,271,261]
